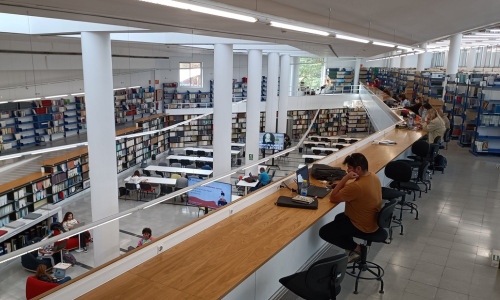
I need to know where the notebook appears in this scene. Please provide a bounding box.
[23,213,42,220]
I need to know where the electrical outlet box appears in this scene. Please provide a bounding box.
[157,245,164,254]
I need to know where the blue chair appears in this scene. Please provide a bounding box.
[200,165,212,179]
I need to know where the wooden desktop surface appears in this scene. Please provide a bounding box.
[0,172,49,194]
[37,128,424,300]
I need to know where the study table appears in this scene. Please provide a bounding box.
[166,155,213,162]
[236,176,259,195]
[40,128,425,300]
[184,148,241,156]
[311,147,339,152]
[124,176,177,186]
[144,166,213,177]
[309,136,358,142]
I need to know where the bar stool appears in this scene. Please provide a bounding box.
[346,200,397,295]
[386,161,420,218]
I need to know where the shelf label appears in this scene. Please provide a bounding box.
[249,154,253,161]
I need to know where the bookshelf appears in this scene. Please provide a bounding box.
[114,87,157,123]
[359,67,368,84]
[232,79,247,101]
[232,113,246,143]
[470,86,500,156]
[260,112,266,132]
[327,69,354,93]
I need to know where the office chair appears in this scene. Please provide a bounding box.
[305,157,315,164]
[346,199,397,295]
[186,149,194,156]
[321,138,330,143]
[143,170,151,177]
[313,149,322,155]
[305,143,314,153]
[195,161,205,169]
[399,140,429,168]
[170,159,179,164]
[125,183,139,201]
[186,164,196,169]
[158,162,169,167]
[413,160,431,193]
[139,183,155,200]
[337,138,346,143]
[441,129,451,150]
[427,143,440,175]
[386,161,420,218]
[175,177,189,202]
[325,150,334,155]
[206,162,213,168]
[155,171,164,178]
[311,137,319,142]
[180,159,190,168]
[171,174,181,180]
[269,170,276,182]
[279,254,348,300]
[350,139,358,143]
[336,145,344,150]
[197,150,206,157]
[171,162,181,168]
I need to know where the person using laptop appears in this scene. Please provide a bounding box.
[249,167,270,192]
[34,264,71,285]
[318,153,382,263]
[38,238,56,267]
[62,212,91,253]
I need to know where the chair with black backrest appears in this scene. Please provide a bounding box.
[269,170,276,182]
[386,161,420,218]
[399,140,430,169]
[412,160,431,194]
[159,162,168,167]
[346,199,398,295]
[336,145,344,150]
[441,129,451,150]
[186,149,194,156]
[171,162,181,168]
[321,138,330,143]
[313,149,322,155]
[169,158,179,165]
[305,143,314,153]
[279,254,348,300]
[155,171,165,178]
[427,142,440,175]
[186,164,196,169]
[350,139,358,144]
[325,150,334,155]
[180,159,190,168]
[125,183,139,201]
[139,182,155,200]
[305,157,315,164]
[311,137,319,142]
[337,138,346,143]
[206,162,214,169]
[195,161,205,169]
[143,170,152,177]
[197,150,206,157]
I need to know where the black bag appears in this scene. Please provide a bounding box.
[119,187,129,197]
[152,154,157,160]
[275,196,318,210]
[49,222,66,233]
[311,164,347,182]
[432,154,447,171]
[63,252,77,266]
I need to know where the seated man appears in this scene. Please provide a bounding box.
[319,153,382,263]
[249,167,270,192]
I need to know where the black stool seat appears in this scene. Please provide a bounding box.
[390,181,420,191]
[397,159,421,168]
[381,187,405,201]
[352,227,388,244]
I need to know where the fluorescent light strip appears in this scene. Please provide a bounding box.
[270,21,329,36]
[335,34,369,43]
[113,88,126,91]
[0,249,38,263]
[71,93,85,96]
[13,97,41,102]
[44,94,68,99]
[373,42,395,47]
[140,0,257,22]
[128,86,141,89]
[242,163,259,170]
[397,46,413,51]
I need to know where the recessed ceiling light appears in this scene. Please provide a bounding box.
[13,97,41,102]
[140,0,257,22]
[44,94,68,99]
[335,34,369,43]
[270,21,329,36]
[71,93,85,96]
[397,46,413,51]
[372,41,395,47]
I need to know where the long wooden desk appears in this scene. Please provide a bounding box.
[38,129,424,300]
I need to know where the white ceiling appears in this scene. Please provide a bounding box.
[0,0,499,57]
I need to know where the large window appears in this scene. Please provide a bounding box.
[431,52,445,68]
[298,58,325,90]
[458,49,469,67]
[179,62,202,87]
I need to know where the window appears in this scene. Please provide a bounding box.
[431,52,445,68]
[475,47,484,67]
[179,62,202,87]
[298,58,325,90]
[458,49,469,67]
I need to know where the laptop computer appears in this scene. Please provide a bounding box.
[71,222,85,230]
[296,166,331,198]
[51,240,68,253]
[54,268,67,279]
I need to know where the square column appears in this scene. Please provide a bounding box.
[277,54,290,133]
[81,32,119,267]
[265,52,279,132]
[245,50,262,176]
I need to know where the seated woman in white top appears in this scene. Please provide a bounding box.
[129,171,143,189]
[62,212,91,253]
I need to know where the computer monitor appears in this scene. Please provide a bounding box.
[259,132,285,151]
[296,165,310,191]
[187,178,232,209]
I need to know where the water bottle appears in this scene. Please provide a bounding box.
[301,180,308,197]
[408,116,414,129]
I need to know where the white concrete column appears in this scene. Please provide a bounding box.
[467,48,477,71]
[291,56,300,96]
[417,43,427,71]
[389,51,398,68]
[277,54,290,133]
[245,50,262,176]
[265,52,279,132]
[213,44,233,183]
[400,50,408,68]
[81,32,119,267]
[447,33,462,81]
[353,58,361,86]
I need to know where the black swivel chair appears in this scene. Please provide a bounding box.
[143,170,152,177]
[321,138,330,143]
[155,171,165,178]
[169,159,179,165]
[325,150,334,155]
[186,149,194,156]
[337,138,346,143]
[279,254,348,300]
[386,161,420,218]
[400,140,430,168]
[195,161,205,169]
[125,183,139,200]
[206,162,214,168]
[269,170,276,182]
[197,150,207,157]
[305,157,315,164]
[311,137,319,142]
[313,149,322,155]
[350,139,358,143]
[336,145,344,150]
[180,159,190,168]
[346,199,398,295]
[305,143,314,153]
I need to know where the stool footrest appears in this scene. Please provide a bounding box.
[346,260,385,294]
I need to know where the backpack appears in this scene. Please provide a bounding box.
[311,164,347,182]
[49,222,66,233]
[119,187,129,197]
[432,154,447,171]
[63,252,77,266]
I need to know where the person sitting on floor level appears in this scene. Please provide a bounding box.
[319,153,382,263]
[137,228,155,247]
[34,264,71,285]
[249,167,270,192]
[62,212,91,253]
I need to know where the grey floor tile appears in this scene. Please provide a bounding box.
[435,288,468,300]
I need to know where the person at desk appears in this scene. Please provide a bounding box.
[35,264,71,285]
[129,170,143,189]
[397,94,410,107]
[319,153,382,263]
[249,167,270,192]
[372,78,380,88]
[418,103,432,120]
[405,96,422,115]
[419,108,446,144]
[38,241,56,267]
[62,212,91,253]
[383,88,393,98]
[437,109,451,130]
[137,228,155,247]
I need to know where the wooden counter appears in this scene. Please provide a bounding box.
[38,128,424,300]
[0,172,49,194]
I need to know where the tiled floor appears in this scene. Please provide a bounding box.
[279,143,500,300]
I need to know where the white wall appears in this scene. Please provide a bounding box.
[360,52,433,70]
[325,57,357,70]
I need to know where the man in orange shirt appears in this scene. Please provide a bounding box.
[319,153,382,263]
